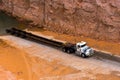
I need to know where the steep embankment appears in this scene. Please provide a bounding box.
[0,0,120,42]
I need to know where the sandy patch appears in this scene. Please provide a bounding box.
[0,39,31,80]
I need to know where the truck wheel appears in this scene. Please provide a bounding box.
[81,53,86,58]
[62,48,66,52]
[67,49,71,54]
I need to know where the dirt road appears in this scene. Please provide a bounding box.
[0,35,120,80]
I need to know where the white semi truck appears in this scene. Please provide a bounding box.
[62,41,94,58]
[6,28,94,58]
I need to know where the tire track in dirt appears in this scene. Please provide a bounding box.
[0,38,32,80]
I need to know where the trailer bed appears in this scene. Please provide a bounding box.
[6,28,66,47]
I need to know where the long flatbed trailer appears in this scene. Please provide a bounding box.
[6,28,75,52]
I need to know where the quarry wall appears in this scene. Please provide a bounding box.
[0,0,120,42]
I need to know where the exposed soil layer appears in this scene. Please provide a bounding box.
[0,0,120,42]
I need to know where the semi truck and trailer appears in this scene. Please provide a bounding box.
[6,28,94,58]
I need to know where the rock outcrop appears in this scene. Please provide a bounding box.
[0,0,120,42]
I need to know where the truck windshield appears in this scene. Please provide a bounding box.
[81,44,86,47]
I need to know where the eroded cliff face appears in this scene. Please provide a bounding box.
[0,0,120,42]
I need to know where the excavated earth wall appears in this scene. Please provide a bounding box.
[0,0,120,42]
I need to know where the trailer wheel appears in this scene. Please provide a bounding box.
[81,53,86,58]
[15,33,20,37]
[21,35,26,38]
[11,32,15,35]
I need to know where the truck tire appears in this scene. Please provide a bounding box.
[15,33,20,37]
[62,48,66,52]
[67,49,71,54]
[81,53,86,58]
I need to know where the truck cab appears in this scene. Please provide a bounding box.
[75,41,94,58]
[62,41,94,58]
